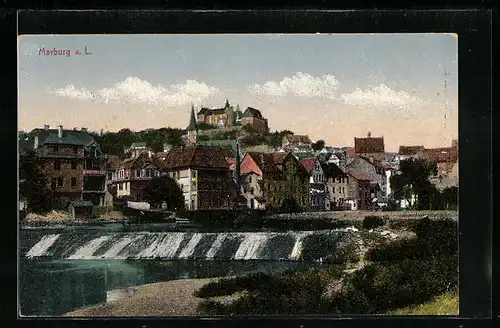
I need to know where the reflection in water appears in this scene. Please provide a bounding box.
[19,258,320,316]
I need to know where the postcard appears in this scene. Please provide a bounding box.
[18,33,458,317]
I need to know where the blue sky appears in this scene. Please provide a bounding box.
[18,34,458,151]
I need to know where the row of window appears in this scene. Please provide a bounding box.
[50,177,78,190]
[53,160,78,170]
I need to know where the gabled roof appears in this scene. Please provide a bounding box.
[398,145,425,156]
[122,152,156,170]
[354,137,385,154]
[284,134,312,144]
[348,170,372,181]
[198,107,228,116]
[244,152,297,174]
[161,145,230,170]
[422,147,458,163]
[21,128,101,154]
[241,107,264,119]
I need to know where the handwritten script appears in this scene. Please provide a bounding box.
[39,46,92,57]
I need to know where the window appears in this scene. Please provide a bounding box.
[250,188,254,195]
[118,183,123,191]
[57,177,63,187]
[248,176,252,183]
[73,146,78,154]
[51,178,57,190]
[71,177,77,187]
[338,187,341,193]
[54,160,61,170]
[71,161,77,170]
[136,169,140,177]
[342,187,345,194]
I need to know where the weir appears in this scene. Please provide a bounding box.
[23,230,356,261]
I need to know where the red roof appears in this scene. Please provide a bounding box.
[155,152,169,159]
[355,137,385,154]
[300,158,316,173]
[121,152,157,170]
[285,134,312,144]
[348,170,372,181]
[161,145,230,170]
[422,147,458,163]
[398,145,425,156]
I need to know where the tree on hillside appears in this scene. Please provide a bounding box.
[19,151,53,214]
[142,175,185,213]
[390,158,438,210]
[312,140,325,151]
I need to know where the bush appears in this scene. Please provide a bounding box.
[362,216,386,230]
[349,256,458,312]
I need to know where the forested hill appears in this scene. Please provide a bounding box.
[91,128,185,157]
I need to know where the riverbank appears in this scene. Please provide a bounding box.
[64,278,218,317]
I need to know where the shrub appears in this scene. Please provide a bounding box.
[349,256,458,312]
[362,216,386,230]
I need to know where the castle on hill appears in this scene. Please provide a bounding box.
[190,99,269,134]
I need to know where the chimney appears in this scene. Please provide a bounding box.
[367,131,371,138]
[44,124,50,131]
[34,136,39,149]
[73,127,77,131]
[81,127,87,132]
[58,125,63,138]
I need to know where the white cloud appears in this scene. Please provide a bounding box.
[47,85,95,100]
[340,84,427,110]
[248,72,340,99]
[48,77,220,107]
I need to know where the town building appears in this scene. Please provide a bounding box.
[240,171,265,210]
[346,156,387,200]
[110,152,161,201]
[124,142,152,159]
[240,152,310,211]
[282,134,312,149]
[20,125,107,209]
[300,157,327,211]
[346,171,372,210]
[322,163,349,211]
[160,145,236,210]
[354,132,386,162]
[194,100,269,134]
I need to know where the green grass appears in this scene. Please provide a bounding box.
[389,289,458,315]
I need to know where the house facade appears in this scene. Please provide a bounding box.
[240,152,310,211]
[322,163,349,211]
[346,171,372,211]
[346,156,387,200]
[240,171,265,209]
[161,145,236,210]
[21,125,107,209]
[300,157,326,211]
[110,152,161,201]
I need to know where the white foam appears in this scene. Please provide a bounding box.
[25,234,60,258]
[67,236,112,260]
[233,233,270,260]
[178,233,203,259]
[205,233,227,259]
[135,233,185,259]
[289,231,314,260]
[100,235,137,259]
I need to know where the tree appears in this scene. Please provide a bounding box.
[389,158,438,210]
[19,151,53,214]
[279,198,302,213]
[441,186,458,210]
[142,175,185,213]
[312,140,325,151]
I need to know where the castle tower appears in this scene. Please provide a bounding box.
[187,104,198,146]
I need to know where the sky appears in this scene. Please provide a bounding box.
[18,34,458,152]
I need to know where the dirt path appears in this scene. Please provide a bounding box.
[64,278,217,317]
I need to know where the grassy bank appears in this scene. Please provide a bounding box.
[195,217,458,315]
[390,289,458,315]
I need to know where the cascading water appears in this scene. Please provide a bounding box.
[23,230,357,262]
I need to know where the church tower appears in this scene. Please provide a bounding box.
[187,104,198,146]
